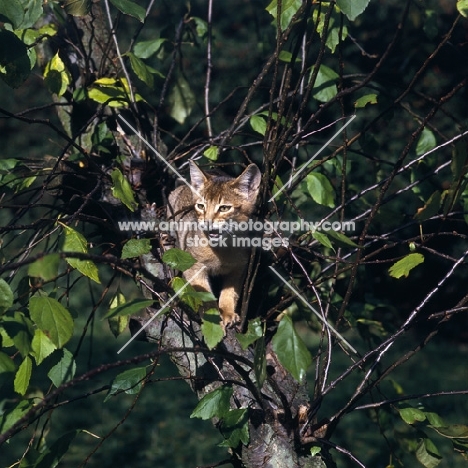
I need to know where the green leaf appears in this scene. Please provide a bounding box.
[414,191,442,221]
[48,348,76,387]
[14,355,32,395]
[219,409,249,448]
[62,225,101,283]
[190,385,233,420]
[112,168,143,212]
[107,291,129,337]
[398,406,427,424]
[44,53,71,97]
[126,52,155,88]
[250,115,267,136]
[0,278,14,313]
[103,297,154,319]
[191,16,208,38]
[121,238,152,259]
[254,336,267,389]
[29,296,74,348]
[0,0,24,29]
[105,367,147,401]
[110,168,138,212]
[204,145,219,161]
[236,318,263,350]
[336,0,371,21]
[63,0,92,16]
[168,74,196,124]
[201,308,224,350]
[266,0,302,31]
[2,312,33,356]
[0,351,16,374]
[271,315,312,382]
[325,229,359,248]
[28,254,60,281]
[457,0,468,18]
[0,400,32,434]
[451,140,468,181]
[416,128,437,156]
[312,231,335,251]
[162,248,196,271]
[388,253,424,279]
[0,29,31,88]
[430,424,468,439]
[88,77,144,107]
[311,65,338,103]
[306,172,335,208]
[355,93,378,108]
[415,438,442,468]
[109,0,146,22]
[134,38,167,59]
[30,329,57,365]
[32,430,81,468]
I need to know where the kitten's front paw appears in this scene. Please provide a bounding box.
[221,312,241,330]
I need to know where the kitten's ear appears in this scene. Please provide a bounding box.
[189,161,207,191]
[235,164,261,197]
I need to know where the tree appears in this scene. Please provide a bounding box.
[1,0,468,466]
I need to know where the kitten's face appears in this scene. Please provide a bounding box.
[189,162,261,236]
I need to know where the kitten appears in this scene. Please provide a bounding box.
[167,161,261,328]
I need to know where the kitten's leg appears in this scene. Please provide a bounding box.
[218,268,245,328]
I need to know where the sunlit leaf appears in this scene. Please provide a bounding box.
[29,296,74,348]
[62,225,101,283]
[14,355,32,395]
[250,115,267,136]
[121,238,152,259]
[191,385,233,420]
[0,400,32,434]
[306,172,335,208]
[44,53,71,96]
[271,315,312,382]
[355,93,378,108]
[110,168,138,212]
[201,308,224,350]
[388,253,424,279]
[312,231,335,251]
[204,145,219,161]
[31,329,57,365]
[457,0,468,18]
[162,248,196,271]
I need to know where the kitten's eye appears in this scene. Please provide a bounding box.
[218,205,231,212]
[195,203,205,211]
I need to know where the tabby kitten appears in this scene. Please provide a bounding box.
[167,161,261,327]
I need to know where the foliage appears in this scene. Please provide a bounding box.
[1,0,468,467]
